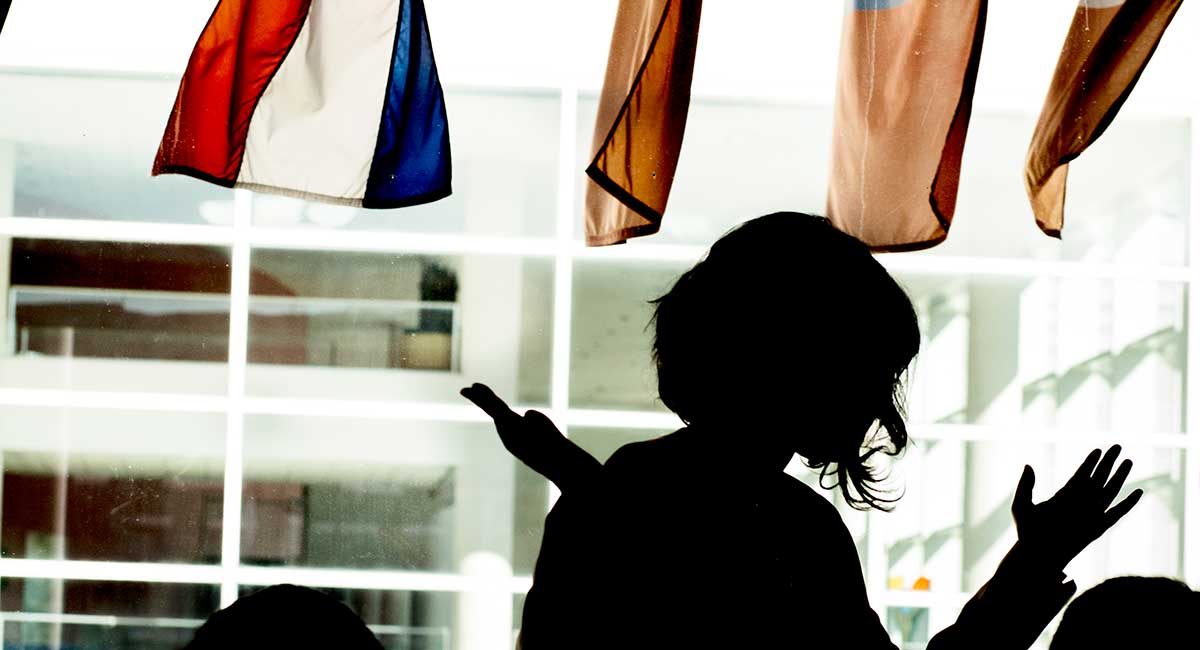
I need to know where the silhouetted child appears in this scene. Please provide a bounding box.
[182,584,385,650]
[465,213,1143,650]
[1049,576,1198,649]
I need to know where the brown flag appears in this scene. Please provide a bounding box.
[585,0,703,246]
[1025,0,1182,237]
[828,0,988,251]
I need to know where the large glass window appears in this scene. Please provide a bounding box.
[0,73,232,224]
[1,3,1197,649]
[0,407,225,564]
[5,239,232,394]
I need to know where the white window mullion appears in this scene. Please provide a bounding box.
[0,216,234,247]
[0,558,533,595]
[1,385,1192,448]
[219,189,252,607]
[547,85,579,510]
[552,85,579,413]
[1184,111,1200,589]
[0,220,1192,285]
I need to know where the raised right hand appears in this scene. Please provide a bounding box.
[1010,445,1143,572]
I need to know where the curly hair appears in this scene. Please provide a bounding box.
[650,212,919,510]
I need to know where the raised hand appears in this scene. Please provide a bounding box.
[461,383,601,492]
[1010,445,1143,572]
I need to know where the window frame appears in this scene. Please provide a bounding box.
[0,71,1196,646]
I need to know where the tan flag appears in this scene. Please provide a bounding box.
[828,0,988,251]
[585,0,703,246]
[1026,0,1182,237]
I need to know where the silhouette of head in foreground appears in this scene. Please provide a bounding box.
[650,211,918,507]
[1049,576,1199,650]
[182,584,384,650]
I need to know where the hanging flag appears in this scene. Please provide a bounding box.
[153,0,451,209]
[828,0,988,251]
[1025,0,1181,237]
[584,0,702,246]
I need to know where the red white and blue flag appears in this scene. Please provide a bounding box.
[153,0,451,209]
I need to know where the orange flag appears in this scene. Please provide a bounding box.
[1025,0,1182,237]
[585,0,703,246]
[828,0,988,251]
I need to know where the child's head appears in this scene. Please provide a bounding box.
[183,584,385,650]
[651,212,919,509]
[1049,576,1198,649]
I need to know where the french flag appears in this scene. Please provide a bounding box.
[153,0,451,209]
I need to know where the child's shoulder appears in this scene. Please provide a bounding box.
[599,430,696,492]
[775,472,845,522]
[603,432,682,473]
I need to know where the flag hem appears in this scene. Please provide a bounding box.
[868,229,948,253]
[585,163,664,224]
[234,180,452,210]
[151,167,453,209]
[585,221,663,247]
[584,163,665,246]
[362,183,453,209]
[151,165,238,189]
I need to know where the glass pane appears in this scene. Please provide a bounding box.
[512,593,525,649]
[3,238,231,394]
[511,462,549,577]
[0,71,233,224]
[251,90,558,238]
[0,407,225,564]
[921,113,1189,265]
[2,578,217,619]
[885,606,930,650]
[4,621,196,650]
[882,440,1185,595]
[898,275,1185,433]
[242,416,545,575]
[569,258,690,411]
[246,251,553,407]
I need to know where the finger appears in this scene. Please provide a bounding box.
[1069,448,1103,487]
[1101,489,1143,532]
[460,384,518,421]
[463,385,516,420]
[1090,445,1122,485]
[1100,458,1133,508]
[1012,465,1035,519]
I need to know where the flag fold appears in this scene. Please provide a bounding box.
[585,0,702,246]
[828,0,988,251]
[1025,0,1181,237]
